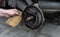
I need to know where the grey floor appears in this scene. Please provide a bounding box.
[0,17,60,37]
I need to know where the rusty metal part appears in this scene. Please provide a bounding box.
[23,6,44,29]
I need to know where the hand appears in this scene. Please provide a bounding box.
[0,9,19,17]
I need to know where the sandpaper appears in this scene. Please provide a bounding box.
[5,10,22,27]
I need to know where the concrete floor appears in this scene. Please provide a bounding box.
[0,17,60,37]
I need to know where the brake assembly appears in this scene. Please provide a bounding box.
[23,5,44,29]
